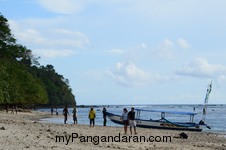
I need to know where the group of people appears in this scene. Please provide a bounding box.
[88,106,107,127]
[50,107,59,116]
[122,107,137,135]
[62,105,78,124]
[61,106,137,135]
[5,105,18,115]
[61,105,107,127]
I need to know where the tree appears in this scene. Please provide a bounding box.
[0,13,76,107]
[0,59,48,105]
[31,65,76,106]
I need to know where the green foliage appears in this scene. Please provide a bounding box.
[0,59,48,104]
[0,13,76,106]
[30,65,76,106]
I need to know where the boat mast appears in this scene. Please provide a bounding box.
[202,81,212,122]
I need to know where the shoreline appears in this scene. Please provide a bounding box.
[0,110,226,149]
[40,115,226,135]
[36,109,226,135]
[2,109,226,135]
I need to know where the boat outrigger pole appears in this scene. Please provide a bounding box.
[201,81,212,122]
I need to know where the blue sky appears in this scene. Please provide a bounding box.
[1,0,226,105]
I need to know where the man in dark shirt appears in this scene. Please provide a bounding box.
[102,107,107,126]
[128,107,137,134]
[63,105,69,124]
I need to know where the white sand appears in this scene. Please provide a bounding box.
[0,110,226,150]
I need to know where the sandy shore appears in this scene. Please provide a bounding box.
[0,110,226,150]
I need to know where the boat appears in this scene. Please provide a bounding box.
[106,109,210,131]
[106,82,212,132]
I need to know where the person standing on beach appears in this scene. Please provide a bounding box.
[72,107,78,124]
[56,107,58,115]
[128,107,137,135]
[5,105,9,113]
[122,108,128,134]
[51,107,54,115]
[102,107,107,126]
[11,106,14,114]
[63,105,69,124]
[15,105,18,115]
[88,107,96,127]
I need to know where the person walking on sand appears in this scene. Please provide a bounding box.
[122,108,128,134]
[128,107,137,135]
[88,107,96,127]
[63,105,69,124]
[102,107,107,126]
[15,105,18,115]
[72,107,78,125]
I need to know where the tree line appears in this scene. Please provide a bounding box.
[0,13,76,107]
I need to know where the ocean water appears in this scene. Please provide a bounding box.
[38,104,226,133]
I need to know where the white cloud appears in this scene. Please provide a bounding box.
[117,39,190,62]
[113,43,148,61]
[217,75,226,84]
[176,58,226,78]
[49,29,89,48]
[116,1,226,22]
[36,49,76,58]
[163,39,174,47]
[18,29,46,45]
[9,20,89,58]
[141,43,147,48]
[38,0,84,14]
[154,39,175,59]
[20,17,66,27]
[106,48,124,54]
[177,38,190,49]
[107,61,172,87]
[36,0,226,26]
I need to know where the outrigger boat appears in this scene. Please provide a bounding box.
[106,82,212,132]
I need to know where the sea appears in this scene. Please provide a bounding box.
[38,104,226,134]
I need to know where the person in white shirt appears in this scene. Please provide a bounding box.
[122,108,128,134]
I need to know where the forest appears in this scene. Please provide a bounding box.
[0,13,76,107]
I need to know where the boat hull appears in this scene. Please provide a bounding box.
[106,112,203,132]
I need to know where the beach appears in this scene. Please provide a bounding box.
[0,110,226,150]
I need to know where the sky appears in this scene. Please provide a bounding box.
[1,0,226,105]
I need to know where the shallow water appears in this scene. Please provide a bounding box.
[38,104,226,133]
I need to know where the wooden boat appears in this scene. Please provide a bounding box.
[106,109,209,132]
[106,82,212,132]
